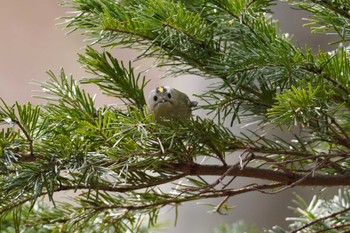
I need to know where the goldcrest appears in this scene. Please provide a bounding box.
[147,86,198,121]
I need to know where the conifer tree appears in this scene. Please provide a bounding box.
[1,0,350,232]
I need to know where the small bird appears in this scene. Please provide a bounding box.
[147,86,198,121]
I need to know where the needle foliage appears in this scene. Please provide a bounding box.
[2,0,350,232]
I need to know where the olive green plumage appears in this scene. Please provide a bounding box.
[147,86,197,121]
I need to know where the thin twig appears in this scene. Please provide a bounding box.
[289,206,350,233]
[315,223,350,233]
[258,159,328,194]
[214,196,230,215]
[221,152,254,190]
[253,155,294,176]
[330,116,350,146]
[92,183,285,212]
[189,154,254,194]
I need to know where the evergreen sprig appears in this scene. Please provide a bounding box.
[268,189,350,233]
[287,0,350,43]
[210,189,350,232]
[79,47,148,109]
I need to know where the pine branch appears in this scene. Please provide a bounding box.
[267,189,350,232]
[289,0,350,43]
[8,155,350,186]
[4,0,350,231]
[79,47,148,109]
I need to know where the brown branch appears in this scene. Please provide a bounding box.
[11,153,350,186]
[257,158,329,194]
[92,182,285,212]
[225,145,315,157]
[16,153,44,162]
[163,162,350,186]
[0,174,185,214]
[58,174,185,193]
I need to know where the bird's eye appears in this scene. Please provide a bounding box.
[167,93,172,99]
[153,96,158,102]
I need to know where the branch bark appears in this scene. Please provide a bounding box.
[14,154,350,186]
[163,162,350,186]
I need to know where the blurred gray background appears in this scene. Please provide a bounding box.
[0,1,339,232]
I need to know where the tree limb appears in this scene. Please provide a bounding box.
[163,162,350,186]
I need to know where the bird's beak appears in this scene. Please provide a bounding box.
[155,98,172,106]
[159,99,170,103]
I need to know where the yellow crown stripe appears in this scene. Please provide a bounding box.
[157,86,164,93]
